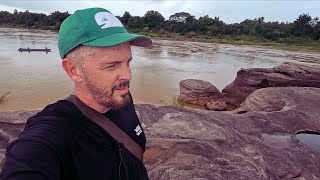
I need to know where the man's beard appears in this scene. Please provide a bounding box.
[82,74,131,110]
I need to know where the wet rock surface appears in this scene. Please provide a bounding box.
[1,87,320,179]
[222,62,320,106]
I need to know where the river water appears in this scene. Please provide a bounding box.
[0,28,320,111]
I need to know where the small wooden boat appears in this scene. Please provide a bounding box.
[18,47,51,53]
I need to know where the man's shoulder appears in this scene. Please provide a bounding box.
[25,100,79,130]
[33,99,80,119]
[17,100,81,150]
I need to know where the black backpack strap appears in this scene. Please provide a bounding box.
[65,95,144,162]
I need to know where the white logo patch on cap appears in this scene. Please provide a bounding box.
[94,12,124,29]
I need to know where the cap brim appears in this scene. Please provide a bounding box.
[82,32,152,47]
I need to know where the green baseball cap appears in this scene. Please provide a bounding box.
[58,7,152,59]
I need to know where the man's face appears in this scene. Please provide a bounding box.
[80,43,132,110]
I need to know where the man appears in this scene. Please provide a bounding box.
[0,7,152,180]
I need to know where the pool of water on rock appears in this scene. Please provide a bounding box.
[296,132,320,153]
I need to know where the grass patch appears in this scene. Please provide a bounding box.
[0,91,11,102]
[172,96,185,107]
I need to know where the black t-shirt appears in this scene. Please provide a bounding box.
[0,98,148,180]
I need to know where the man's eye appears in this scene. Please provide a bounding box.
[107,64,116,68]
[103,64,118,69]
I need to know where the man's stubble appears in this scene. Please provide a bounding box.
[82,70,131,110]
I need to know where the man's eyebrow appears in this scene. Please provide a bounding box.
[100,57,133,66]
[110,57,132,63]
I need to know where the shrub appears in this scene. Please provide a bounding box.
[187,31,196,37]
[142,27,150,32]
[0,91,11,102]
[172,96,185,107]
[159,29,165,34]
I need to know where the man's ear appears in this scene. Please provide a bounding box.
[61,58,83,83]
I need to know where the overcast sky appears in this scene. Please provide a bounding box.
[0,0,319,24]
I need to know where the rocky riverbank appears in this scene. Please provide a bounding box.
[179,62,320,110]
[1,86,320,179]
[1,62,320,179]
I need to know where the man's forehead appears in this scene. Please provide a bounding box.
[89,42,131,52]
[85,44,132,62]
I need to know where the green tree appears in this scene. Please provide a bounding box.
[223,24,242,35]
[143,10,164,30]
[120,11,131,26]
[26,19,34,27]
[195,15,223,34]
[0,11,10,24]
[166,12,195,33]
[128,16,144,29]
[169,12,194,24]
[197,15,214,27]
[293,13,313,36]
[48,11,70,27]
[240,19,256,35]
[312,21,320,40]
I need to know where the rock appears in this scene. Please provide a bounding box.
[222,62,320,106]
[141,87,320,179]
[235,87,315,113]
[206,100,227,111]
[1,87,320,179]
[178,79,221,106]
[0,110,37,149]
[0,110,38,169]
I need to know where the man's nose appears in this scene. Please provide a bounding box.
[119,63,132,81]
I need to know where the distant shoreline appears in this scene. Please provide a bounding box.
[0,25,57,31]
[2,25,320,53]
[144,33,320,53]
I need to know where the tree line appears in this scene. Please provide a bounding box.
[0,9,319,42]
[0,9,69,30]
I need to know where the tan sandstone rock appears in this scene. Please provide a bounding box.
[222,62,320,106]
[206,100,227,111]
[178,79,221,106]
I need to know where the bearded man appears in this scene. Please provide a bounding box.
[0,7,152,180]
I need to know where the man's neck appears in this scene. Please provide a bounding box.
[73,88,110,113]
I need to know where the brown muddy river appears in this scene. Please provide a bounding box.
[0,28,320,111]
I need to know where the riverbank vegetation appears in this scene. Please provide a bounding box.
[0,9,319,51]
[0,91,10,103]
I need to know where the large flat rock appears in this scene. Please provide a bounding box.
[222,62,320,106]
[1,87,320,179]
